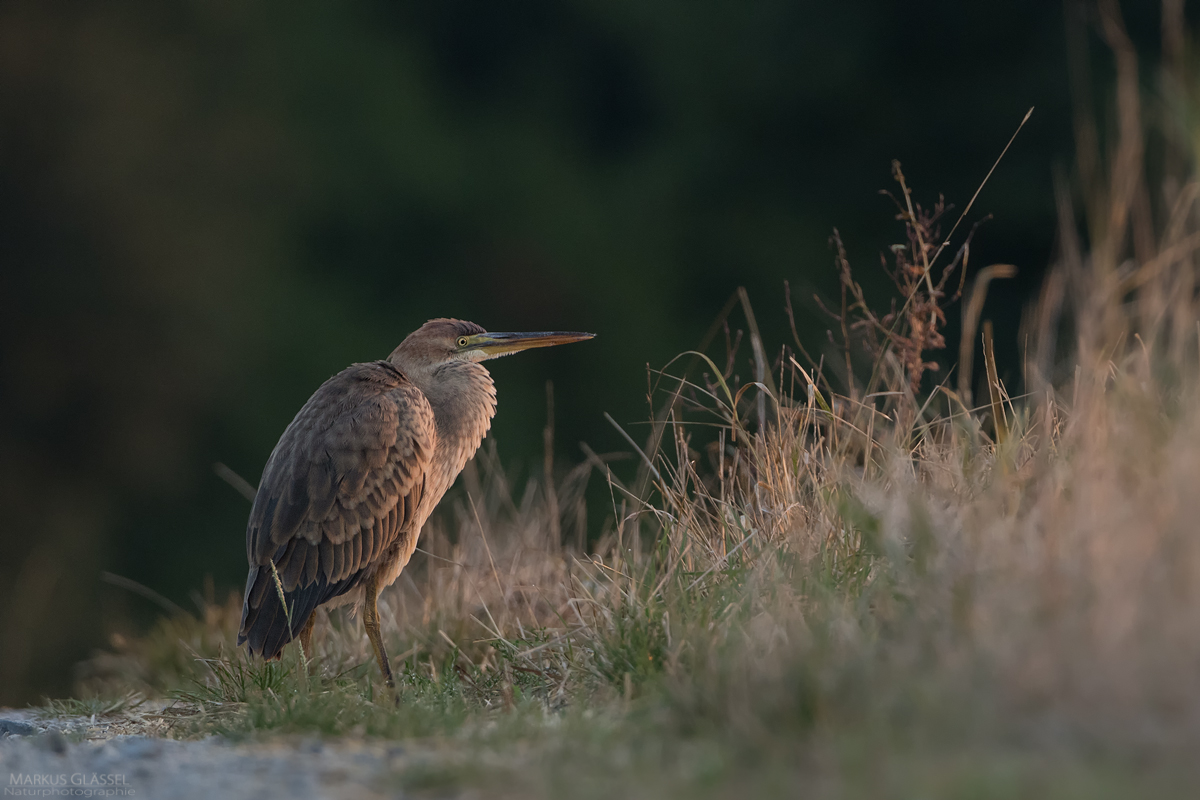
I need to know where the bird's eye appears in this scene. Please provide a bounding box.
[456,336,469,348]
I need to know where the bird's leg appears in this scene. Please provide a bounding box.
[297,612,316,673]
[362,573,396,690]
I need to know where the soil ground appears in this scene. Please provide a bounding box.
[0,704,447,800]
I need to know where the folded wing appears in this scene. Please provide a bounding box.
[238,361,435,659]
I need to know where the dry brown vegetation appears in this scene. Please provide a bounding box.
[57,2,1200,796]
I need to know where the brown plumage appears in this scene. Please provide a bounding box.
[237,318,594,687]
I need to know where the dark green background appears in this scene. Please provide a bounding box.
[0,1,1177,702]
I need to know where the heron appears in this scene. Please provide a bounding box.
[237,318,594,687]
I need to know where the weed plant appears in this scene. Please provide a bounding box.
[69,3,1200,796]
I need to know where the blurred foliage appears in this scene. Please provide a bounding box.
[0,0,1180,702]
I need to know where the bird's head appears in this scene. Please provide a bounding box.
[390,318,595,372]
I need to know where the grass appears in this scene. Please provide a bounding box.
[34,694,144,720]
[55,5,1200,796]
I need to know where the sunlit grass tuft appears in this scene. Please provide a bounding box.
[61,7,1200,796]
[35,693,144,720]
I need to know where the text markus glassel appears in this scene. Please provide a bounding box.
[8,775,129,787]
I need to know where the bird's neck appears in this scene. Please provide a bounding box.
[403,360,497,484]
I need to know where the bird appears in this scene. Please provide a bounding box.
[237,318,594,687]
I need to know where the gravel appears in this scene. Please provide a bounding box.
[0,710,460,800]
[0,719,37,737]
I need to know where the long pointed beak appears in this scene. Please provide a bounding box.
[469,330,595,358]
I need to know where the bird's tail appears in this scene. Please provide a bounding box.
[238,562,360,660]
[238,566,304,660]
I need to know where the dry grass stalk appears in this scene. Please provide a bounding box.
[71,2,1200,778]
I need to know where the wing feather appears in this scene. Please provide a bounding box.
[331,539,346,581]
[318,537,335,583]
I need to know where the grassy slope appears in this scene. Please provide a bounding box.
[57,9,1200,798]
